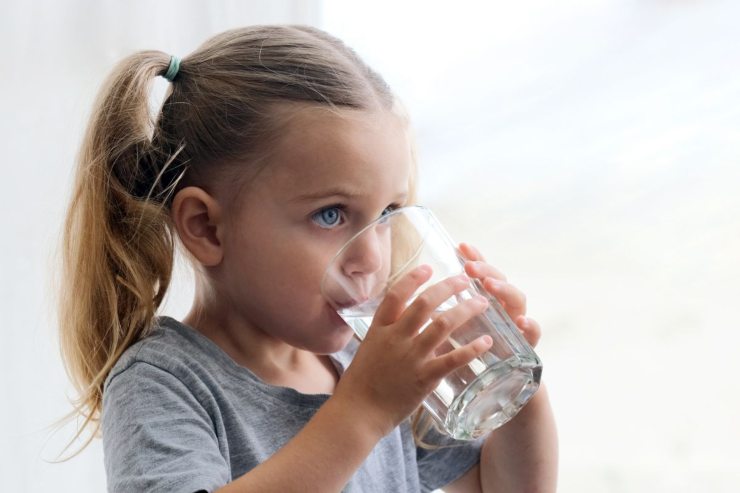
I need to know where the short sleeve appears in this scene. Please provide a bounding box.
[102,361,230,493]
[415,424,483,492]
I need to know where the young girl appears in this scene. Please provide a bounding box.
[59,25,557,492]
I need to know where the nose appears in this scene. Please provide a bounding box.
[341,224,388,281]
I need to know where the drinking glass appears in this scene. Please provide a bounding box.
[321,206,542,439]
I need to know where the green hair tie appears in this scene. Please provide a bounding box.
[163,55,180,82]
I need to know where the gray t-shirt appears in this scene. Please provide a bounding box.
[102,316,481,492]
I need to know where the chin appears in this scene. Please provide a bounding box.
[328,327,355,354]
[297,304,353,355]
[314,322,354,355]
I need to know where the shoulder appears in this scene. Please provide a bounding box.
[106,317,183,377]
[104,316,232,393]
[101,316,237,435]
[101,317,231,492]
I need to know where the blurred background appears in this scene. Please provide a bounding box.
[2,0,739,491]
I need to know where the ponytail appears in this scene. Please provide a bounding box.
[58,51,180,453]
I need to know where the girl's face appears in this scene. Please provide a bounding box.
[217,106,413,354]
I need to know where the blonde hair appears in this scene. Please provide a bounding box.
[59,25,421,454]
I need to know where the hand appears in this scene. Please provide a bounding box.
[454,245,558,493]
[333,265,494,438]
[459,243,542,347]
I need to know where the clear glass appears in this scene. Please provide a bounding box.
[322,206,542,439]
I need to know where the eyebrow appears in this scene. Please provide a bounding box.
[291,187,363,202]
[291,187,408,204]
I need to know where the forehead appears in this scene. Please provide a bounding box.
[255,106,413,201]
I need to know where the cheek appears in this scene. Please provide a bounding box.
[228,222,346,303]
[254,245,333,300]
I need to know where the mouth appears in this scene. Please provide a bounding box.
[330,296,372,310]
[333,299,358,310]
[325,303,351,327]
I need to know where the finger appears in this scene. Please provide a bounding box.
[415,295,488,354]
[400,274,471,335]
[373,265,433,325]
[484,277,526,320]
[424,336,493,380]
[516,315,542,347]
[464,260,507,282]
[458,242,486,262]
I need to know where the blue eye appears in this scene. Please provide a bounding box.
[312,206,344,229]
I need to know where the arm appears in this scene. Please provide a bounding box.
[216,395,382,492]
[479,385,557,492]
[227,391,554,493]
[443,387,557,493]
[220,266,493,492]
[443,244,559,492]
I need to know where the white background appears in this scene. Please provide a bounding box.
[2,0,739,491]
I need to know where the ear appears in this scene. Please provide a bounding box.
[170,186,224,266]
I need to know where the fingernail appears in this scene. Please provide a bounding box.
[474,295,488,306]
[476,335,493,350]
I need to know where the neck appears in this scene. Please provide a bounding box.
[182,281,338,394]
